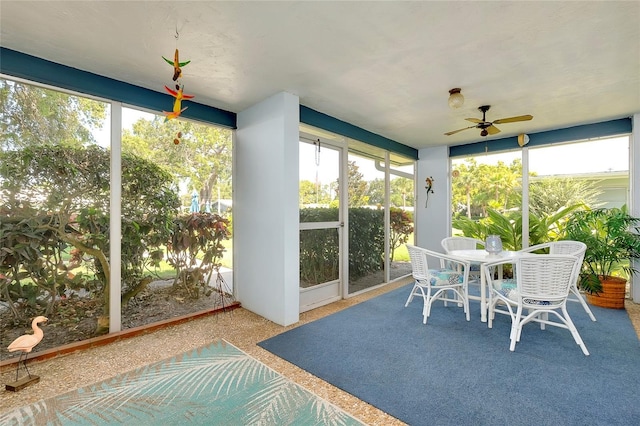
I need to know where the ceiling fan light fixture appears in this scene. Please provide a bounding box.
[448,88,464,109]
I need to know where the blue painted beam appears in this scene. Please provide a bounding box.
[1,47,237,128]
[449,118,632,157]
[300,106,418,159]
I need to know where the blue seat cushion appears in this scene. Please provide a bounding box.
[492,279,550,305]
[492,279,517,299]
[427,269,464,286]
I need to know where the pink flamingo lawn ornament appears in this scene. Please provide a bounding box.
[8,316,47,381]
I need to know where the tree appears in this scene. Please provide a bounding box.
[451,158,522,218]
[299,180,332,205]
[121,115,232,211]
[389,208,414,259]
[451,160,478,218]
[343,161,369,207]
[367,178,385,206]
[390,177,414,208]
[528,177,603,216]
[0,78,106,150]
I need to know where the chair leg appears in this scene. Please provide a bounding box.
[423,288,443,324]
[562,306,590,356]
[509,323,520,351]
[422,287,468,324]
[463,287,470,322]
[405,283,423,307]
[571,286,597,322]
[451,287,470,321]
[509,306,525,351]
[404,292,414,307]
[488,297,496,329]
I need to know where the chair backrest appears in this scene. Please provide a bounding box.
[516,254,581,305]
[407,244,464,279]
[524,241,587,288]
[520,240,586,257]
[441,236,484,253]
[548,240,587,259]
[406,244,430,280]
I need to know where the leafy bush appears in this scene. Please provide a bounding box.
[299,208,340,285]
[390,208,414,260]
[299,207,413,284]
[452,204,583,250]
[0,145,180,328]
[348,208,385,280]
[166,213,231,298]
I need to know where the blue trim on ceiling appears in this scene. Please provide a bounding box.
[1,47,417,159]
[300,106,418,159]
[449,118,632,157]
[0,47,236,128]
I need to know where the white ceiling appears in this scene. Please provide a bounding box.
[1,1,638,150]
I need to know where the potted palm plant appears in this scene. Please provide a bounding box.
[565,206,640,308]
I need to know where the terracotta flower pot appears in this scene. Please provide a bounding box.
[585,276,627,309]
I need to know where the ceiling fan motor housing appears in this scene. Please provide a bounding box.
[444,104,533,137]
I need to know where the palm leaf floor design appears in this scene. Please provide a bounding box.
[1,339,363,425]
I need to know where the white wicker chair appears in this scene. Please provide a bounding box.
[485,254,589,355]
[405,244,471,324]
[518,241,595,321]
[441,236,485,252]
[441,236,485,284]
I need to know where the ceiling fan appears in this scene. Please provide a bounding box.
[445,105,533,137]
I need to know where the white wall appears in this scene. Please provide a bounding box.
[415,145,450,251]
[234,92,300,326]
[631,113,639,302]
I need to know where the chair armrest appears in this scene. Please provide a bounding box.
[518,243,551,254]
[483,256,519,269]
[433,252,472,269]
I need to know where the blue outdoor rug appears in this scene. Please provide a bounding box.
[1,340,363,426]
[259,284,640,426]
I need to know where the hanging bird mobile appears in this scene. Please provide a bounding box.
[162,84,195,121]
[162,30,194,144]
[162,48,191,81]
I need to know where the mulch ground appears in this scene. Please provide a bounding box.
[1,283,227,361]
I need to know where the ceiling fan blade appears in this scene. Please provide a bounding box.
[492,114,533,124]
[485,125,501,135]
[444,126,476,136]
[465,118,483,124]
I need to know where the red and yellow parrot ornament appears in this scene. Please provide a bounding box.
[163,84,195,121]
[162,48,191,81]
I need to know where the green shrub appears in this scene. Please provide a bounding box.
[299,207,413,284]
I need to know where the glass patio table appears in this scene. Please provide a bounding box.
[448,249,519,322]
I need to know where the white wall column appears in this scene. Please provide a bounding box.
[235,92,300,326]
[415,146,449,251]
[631,113,639,302]
[109,102,122,332]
